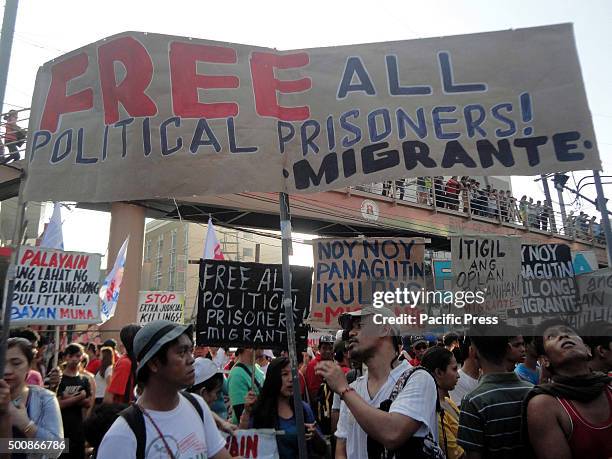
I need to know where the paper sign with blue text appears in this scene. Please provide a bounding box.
[11,246,101,325]
[309,237,426,328]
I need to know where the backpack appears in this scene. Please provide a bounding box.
[234,363,262,391]
[119,392,204,459]
[367,366,445,459]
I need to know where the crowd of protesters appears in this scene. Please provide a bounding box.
[387,176,527,223]
[1,316,610,459]
[380,176,605,242]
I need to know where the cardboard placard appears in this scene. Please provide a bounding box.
[225,429,279,459]
[570,267,612,329]
[11,246,101,325]
[451,235,522,313]
[309,238,425,328]
[509,244,578,318]
[196,260,312,348]
[137,291,185,324]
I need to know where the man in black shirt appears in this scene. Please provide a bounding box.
[57,343,91,459]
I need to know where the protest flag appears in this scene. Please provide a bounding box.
[99,236,129,324]
[39,202,64,250]
[203,217,225,260]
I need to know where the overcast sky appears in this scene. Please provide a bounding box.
[5,0,611,262]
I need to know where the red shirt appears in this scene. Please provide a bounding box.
[557,386,612,459]
[26,369,43,386]
[86,358,101,375]
[445,178,460,196]
[106,355,134,403]
[304,354,323,400]
[409,358,421,367]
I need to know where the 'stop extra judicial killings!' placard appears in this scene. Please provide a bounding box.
[24,24,600,203]
[196,259,313,349]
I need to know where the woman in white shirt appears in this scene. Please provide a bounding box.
[94,347,114,404]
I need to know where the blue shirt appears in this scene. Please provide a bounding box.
[250,401,318,459]
[515,363,540,385]
[210,378,229,419]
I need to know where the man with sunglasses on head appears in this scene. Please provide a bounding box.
[409,336,429,367]
[316,307,441,459]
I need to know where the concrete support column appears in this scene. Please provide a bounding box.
[99,202,145,339]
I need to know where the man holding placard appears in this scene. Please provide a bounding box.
[316,307,440,459]
[228,348,265,424]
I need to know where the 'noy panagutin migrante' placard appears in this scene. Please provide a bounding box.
[24,24,599,202]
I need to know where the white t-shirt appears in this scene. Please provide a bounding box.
[97,393,226,459]
[449,368,479,406]
[332,392,341,411]
[335,361,438,459]
[212,348,229,370]
[94,366,112,399]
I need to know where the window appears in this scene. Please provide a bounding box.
[157,234,164,258]
[177,271,186,291]
[243,247,254,258]
[242,231,253,240]
[144,239,152,262]
[154,234,164,290]
[183,225,189,257]
[168,265,176,290]
[168,230,177,291]
[170,229,177,251]
[153,263,163,290]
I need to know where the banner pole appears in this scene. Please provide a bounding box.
[279,192,307,459]
[0,0,20,378]
[52,326,60,368]
[0,170,28,377]
[251,350,256,390]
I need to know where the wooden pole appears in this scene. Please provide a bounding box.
[279,192,307,459]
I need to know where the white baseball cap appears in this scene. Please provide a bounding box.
[193,357,222,387]
[263,349,275,360]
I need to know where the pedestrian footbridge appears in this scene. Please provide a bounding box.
[0,158,607,266]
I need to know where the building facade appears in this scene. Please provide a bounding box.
[141,220,282,320]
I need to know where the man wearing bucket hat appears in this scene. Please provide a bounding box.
[97,320,234,459]
[316,306,441,459]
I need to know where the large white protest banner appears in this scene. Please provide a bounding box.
[137,291,185,324]
[10,246,101,325]
[24,24,599,202]
[224,429,279,459]
[451,235,522,314]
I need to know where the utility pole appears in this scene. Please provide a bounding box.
[556,185,569,236]
[0,0,21,378]
[593,170,612,266]
[0,0,18,112]
[540,174,557,233]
